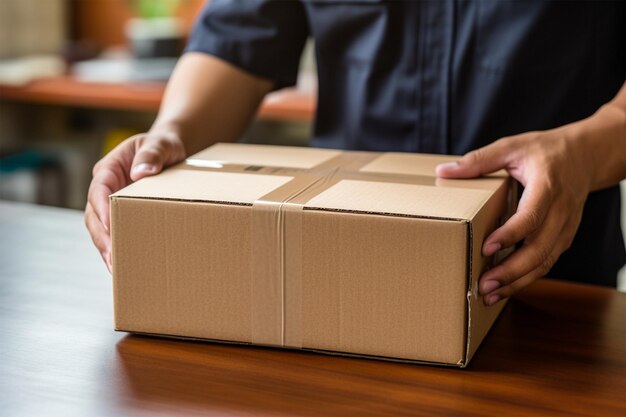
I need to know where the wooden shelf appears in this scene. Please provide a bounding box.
[0,76,316,122]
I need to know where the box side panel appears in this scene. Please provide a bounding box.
[301,210,468,364]
[466,179,516,362]
[111,198,252,342]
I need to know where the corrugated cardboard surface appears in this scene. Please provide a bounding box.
[300,211,468,364]
[465,179,517,363]
[306,180,492,219]
[112,199,254,341]
[115,170,294,204]
[111,143,514,366]
[189,142,342,169]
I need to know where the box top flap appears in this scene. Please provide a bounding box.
[305,180,493,220]
[360,152,460,176]
[112,169,294,205]
[360,153,507,191]
[112,144,508,218]
[188,143,342,169]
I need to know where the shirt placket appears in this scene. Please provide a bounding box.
[415,0,454,154]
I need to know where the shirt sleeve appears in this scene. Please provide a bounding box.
[185,0,310,90]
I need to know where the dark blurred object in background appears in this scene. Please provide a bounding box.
[61,40,102,66]
[0,150,67,207]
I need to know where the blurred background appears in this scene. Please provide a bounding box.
[0,0,316,210]
[0,0,624,289]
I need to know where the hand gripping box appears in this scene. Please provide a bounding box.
[111,143,516,367]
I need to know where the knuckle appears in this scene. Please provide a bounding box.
[465,148,484,165]
[92,157,110,177]
[562,232,575,251]
[495,135,515,147]
[86,182,98,203]
[102,165,121,184]
[493,226,515,248]
[84,210,91,228]
[86,180,94,195]
[137,147,164,163]
[156,136,174,152]
[562,222,579,249]
[522,207,543,231]
[85,214,101,248]
[537,263,551,277]
[494,264,516,284]
[128,133,147,149]
[534,245,551,267]
[156,135,185,159]
[92,160,102,176]
[137,132,185,164]
[498,286,515,299]
[542,176,558,196]
[544,252,557,270]
[537,251,557,276]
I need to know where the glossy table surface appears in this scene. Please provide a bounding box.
[0,201,624,417]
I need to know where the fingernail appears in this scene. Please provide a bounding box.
[436,161,459,173]
[484,242,501,256]
[485,294,501,306]
[132,163,155,175]
[480,279,501,295]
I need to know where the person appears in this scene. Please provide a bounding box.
[85,0,626,306]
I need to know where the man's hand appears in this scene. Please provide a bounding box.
[83,53,275,272]
[436,125,595,306]
[438,84,626,305]
[85,132,186,272]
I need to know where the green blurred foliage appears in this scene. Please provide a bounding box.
[130,0,181,18]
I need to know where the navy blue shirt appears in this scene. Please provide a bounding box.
[188,0,626,286]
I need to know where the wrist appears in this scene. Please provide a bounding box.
[570,104,626,192]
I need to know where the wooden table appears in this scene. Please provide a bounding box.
[0,76,316,122]
[0,201,624,417]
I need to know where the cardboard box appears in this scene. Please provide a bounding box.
[111,143,516,367]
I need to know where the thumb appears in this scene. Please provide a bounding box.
[130,135,186,182]
[436,138,512,179]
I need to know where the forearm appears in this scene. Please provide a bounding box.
[150,52,274,155]
[574,82,626,192]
